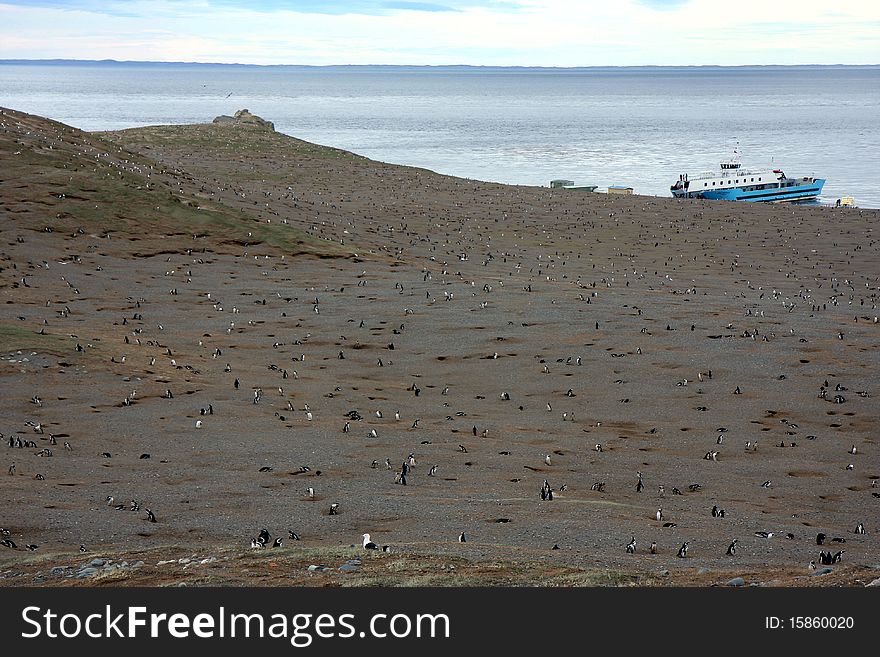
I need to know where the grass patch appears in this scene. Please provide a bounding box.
[0,324,76,356]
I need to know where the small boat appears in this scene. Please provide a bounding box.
[670,150,824,203]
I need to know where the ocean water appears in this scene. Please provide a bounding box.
[2,62,878,208]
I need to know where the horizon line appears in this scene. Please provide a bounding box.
[2,58,879,69]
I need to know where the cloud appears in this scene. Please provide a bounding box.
[632,0,690,10]
[382,2,458,12]
[206,1,511,15]
[1,0,878,65]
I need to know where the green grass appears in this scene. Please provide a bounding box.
[103,123,364,163]
[1,107,349,258]
[0,324,76,356]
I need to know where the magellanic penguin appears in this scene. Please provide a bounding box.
[726,539,738,556]
[677,541,690,558]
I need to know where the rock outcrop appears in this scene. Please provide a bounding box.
[212,109,275,131]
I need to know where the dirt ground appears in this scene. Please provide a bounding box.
[1,106,878,586]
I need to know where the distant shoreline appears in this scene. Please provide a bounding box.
[2,59,878,70]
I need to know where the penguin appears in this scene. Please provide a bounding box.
[816,532,826,546]
[288,530,301,541]
[650,541,657,554]
[146,508,157,523]
[458,532,466,543]
[854,523,866,535]
[329,503,339,515]
[272,537,283,548]
[636,471,644,493]
[428,465,438,476]
[258,528,271,545]
[1,539,17,549]
[677,542,690,558]
[726,539,738,556]
[656,507,663,522]
[625,537,636,554]
[832,550,844,563]
[80,544,87,553]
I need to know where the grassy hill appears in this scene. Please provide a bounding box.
[0,107,349,258]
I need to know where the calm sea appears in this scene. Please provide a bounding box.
[2,62,878,208]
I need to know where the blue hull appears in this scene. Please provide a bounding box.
[674,179,825,203]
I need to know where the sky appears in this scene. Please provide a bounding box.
[0,0,877,66]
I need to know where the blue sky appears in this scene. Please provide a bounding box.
[1,0,877,65]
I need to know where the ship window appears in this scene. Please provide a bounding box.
[751,178,754,182]
[704,183,707,187]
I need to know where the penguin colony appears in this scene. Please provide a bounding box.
[0,107,876,581]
